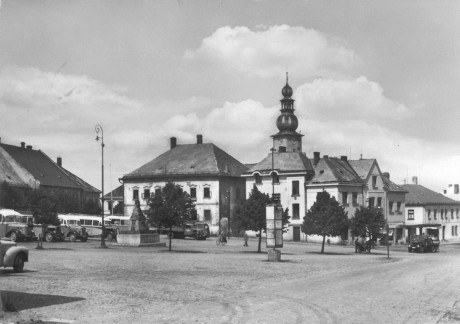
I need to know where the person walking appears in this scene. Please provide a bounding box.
[243,232,248,247]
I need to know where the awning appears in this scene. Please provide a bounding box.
[404,224,441,228]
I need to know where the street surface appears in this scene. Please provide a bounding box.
[1,237,460,323]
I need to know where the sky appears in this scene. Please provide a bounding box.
[0,0,459,194]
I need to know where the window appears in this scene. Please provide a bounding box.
[456,226,458,236]
[143,189,150,200]
[133,189,139,201]
[292,204,300,219]
[352,192,358,205]
[457,209,459,219]
[368,197,375,208]
[236,188,241,200]
[342,192,348,205]
[408,209,414,220]
[255,174,262,184]
[292,181,300,196]
[372,176,377,188]
[396,202,401,212]
[389,202,394,214]
[155,188,161,197]
[455,185,459,194]
[452,226,455,236]
[271,172,279,184]
[441,209,444,219]
[204,187,211,198]
[427,209,431,220]
[452,209,454,220]
[377,197,382,208]
[204,210,211,222]
[190,187,196,199]
[434,209,437,220]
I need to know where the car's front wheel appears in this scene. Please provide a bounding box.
[69,233,77,242]
[13,253,25,273]
[107,233,113,242]
[10,232,17,242]
[45,232,53,242]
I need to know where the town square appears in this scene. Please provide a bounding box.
[1,1,460,323]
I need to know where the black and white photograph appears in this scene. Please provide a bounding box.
[1,1,460,323]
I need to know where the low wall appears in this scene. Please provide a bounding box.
[117,233,166,247]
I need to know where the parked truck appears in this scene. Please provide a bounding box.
[408,235,440,253]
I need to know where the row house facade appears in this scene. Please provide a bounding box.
[402,179,460,242]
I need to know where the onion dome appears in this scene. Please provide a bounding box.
[282,82,293,98]
[276,112,298,132]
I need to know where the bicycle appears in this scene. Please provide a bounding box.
[216,234,227,246]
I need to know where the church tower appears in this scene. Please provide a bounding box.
[271,73,303,153]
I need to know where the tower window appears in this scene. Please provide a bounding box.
[292,181,299,196]
[190,187,196,199]
[271,172,279,184]
[292,204,300,219]
[255,174,262,184]
[279,146,286,153]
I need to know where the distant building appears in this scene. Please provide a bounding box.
[401,179,460,241]
[121,135,247,230]
[0,140,100,210]
[103,185,124,215]
[442,183,460,201]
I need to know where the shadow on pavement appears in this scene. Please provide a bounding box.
[1,291,85,312]
[158,250,206,253]
[306,251,354,256]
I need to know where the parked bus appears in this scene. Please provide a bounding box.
[58,214,115,241]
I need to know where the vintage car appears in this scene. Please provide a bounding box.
[0,209,36,242]
[0,238,29,273]
[160,221,210,240]
[58,216,89,242]
[32,224,65,242]
[408,235,440,253]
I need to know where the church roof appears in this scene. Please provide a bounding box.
[244,152,313,175]
[308,157,362,184]
[0,142,99,193]
[401,184,460,206]
[123,143,248,179]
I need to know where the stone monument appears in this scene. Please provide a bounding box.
[116,200,165,247]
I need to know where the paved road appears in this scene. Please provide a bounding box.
[1,238,460,323]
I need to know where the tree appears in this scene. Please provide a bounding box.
[302,191,349,253]
[27,189,60,247]
[147,181,195,251]
[113,201,124,215]
[349,206,386,248]
[235,185,271,253]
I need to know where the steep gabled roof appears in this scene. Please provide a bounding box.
[401,184,460,205]
[308,157,362,184]
[348,159,377,181]
[0,142,99,193]
[244,152,313,175]
[383,176,407,193]
[123,143,247,179]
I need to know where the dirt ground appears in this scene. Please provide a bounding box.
[1,237,460,324]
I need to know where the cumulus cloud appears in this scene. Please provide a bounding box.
[184,25,357,79]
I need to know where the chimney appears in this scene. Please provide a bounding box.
[313,152,320,165]
[57,157,62,167]
[26,145,32,150]
[197,134,203,144]
[340,156,347,162]
[324,155,329,159]
[382,172,390,179]
[21,142,25,149]
[170,137,177,149]
[412,176,418,185]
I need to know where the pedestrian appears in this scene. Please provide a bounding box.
[354,237,359,253]
[244,232,248,247]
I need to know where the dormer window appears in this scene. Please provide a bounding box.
[271,172,279,184]
[372,176,377,188]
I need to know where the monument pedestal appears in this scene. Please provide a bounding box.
[268,249,281,262]
[117,233,165,247]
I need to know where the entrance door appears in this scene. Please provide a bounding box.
[293,226,301,242]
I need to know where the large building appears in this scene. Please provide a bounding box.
[0,140,100,210]
[120,135,247,231]
[244,78,406,243]
[401,178,460,242]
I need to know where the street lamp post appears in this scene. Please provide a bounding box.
[95,124,107,249]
